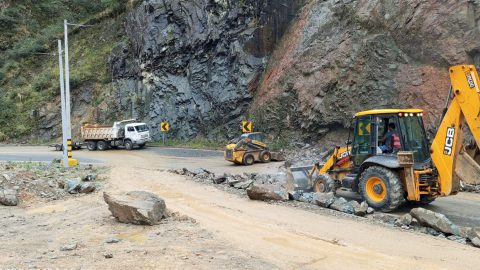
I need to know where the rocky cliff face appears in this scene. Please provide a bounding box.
[249,0,480,146]
[31,0,480,147]
[108,0,305,141]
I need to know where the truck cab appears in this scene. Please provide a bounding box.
[123,123,150,146]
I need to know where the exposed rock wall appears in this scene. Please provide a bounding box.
[249,0,480,146]
[108,0,305,141]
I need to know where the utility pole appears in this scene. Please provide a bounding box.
[62,20,92,166]
[58,40,69,167]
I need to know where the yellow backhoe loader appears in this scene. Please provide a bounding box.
[287,65,480,212]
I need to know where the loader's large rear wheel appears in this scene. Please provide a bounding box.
[243,153,255,166]
[260,151,271,163]
[313,174,336,195]
[359,166,404,212]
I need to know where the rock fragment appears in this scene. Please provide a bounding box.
[213,176,226,184]
[315,192,335,208]
[0,189,18,206]
[103,191,166,225]
[329,197,354,214]
[66,178,82,194]
[459,227,479,241]
[353,202,368,217]
[400,213,413,226]
[472,237,480,248]
[79,183,96,194]
[60,243,77,251]
[410,208,460,235]
[246,185,285,201]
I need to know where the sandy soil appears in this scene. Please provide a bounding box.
[1,158,480,269]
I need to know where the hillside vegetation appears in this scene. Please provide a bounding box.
[0,0,139,141]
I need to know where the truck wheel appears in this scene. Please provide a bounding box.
[87,141,97,151]
[55,145,62,151]
[97,141,107,151]
[359,166,404,212]
[260,151,271,163]
[243,153,255,165]
[124,140,133,151]
[313,174,336,195]
[138,143,145,148]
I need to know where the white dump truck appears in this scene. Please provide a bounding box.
[81,119,150,151]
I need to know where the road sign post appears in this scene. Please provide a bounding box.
[242,121,252,133]
[161,122,169,145]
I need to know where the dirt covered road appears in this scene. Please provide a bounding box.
[1,150,480,269]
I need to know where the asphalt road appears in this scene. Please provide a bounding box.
[0,145,479,230]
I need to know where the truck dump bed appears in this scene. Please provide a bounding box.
[81,125,117,140]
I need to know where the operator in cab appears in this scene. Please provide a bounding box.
[378,123,398,152]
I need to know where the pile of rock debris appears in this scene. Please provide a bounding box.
[166,167,480,249]
[0,161,108,206]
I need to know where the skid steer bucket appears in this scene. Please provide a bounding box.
[286,165,317,190]
[271,152,285,161]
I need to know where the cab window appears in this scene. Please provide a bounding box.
[352,116,371,165]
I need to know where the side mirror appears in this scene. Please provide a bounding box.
[345,140,352,145]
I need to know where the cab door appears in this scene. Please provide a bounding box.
[351,115,374,167]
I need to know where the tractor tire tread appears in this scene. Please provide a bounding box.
[359,166,404,213]
[314,174,336,195]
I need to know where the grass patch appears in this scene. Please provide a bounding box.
[152,139,226,149]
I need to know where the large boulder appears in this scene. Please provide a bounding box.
[315,192,335,208]
[247,185,286,201]
[410,208,460,235]
[103,191,166,225]
[0,189,18,206]
[329,197,354,214]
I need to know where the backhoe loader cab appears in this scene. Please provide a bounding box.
[351,109,431,170]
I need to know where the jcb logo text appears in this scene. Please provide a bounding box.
[443,127,455,156]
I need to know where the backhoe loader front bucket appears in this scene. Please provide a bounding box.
[286,165,317,190]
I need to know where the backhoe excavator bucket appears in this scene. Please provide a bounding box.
[286,165,317,190]
[456,143,480,185]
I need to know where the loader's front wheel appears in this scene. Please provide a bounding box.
[243,153,255,166]
[260,151,271,163]
[359,166,404,212]
[313,174,336,195]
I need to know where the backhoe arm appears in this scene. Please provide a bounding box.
[431,65,480,196]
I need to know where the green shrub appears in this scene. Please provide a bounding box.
[0,8,20,32]
[32,72,54,92]
[69,75,81,90]
[13,76,26,88]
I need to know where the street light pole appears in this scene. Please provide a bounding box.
[62,20,92,166]
[58,40,69,167]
